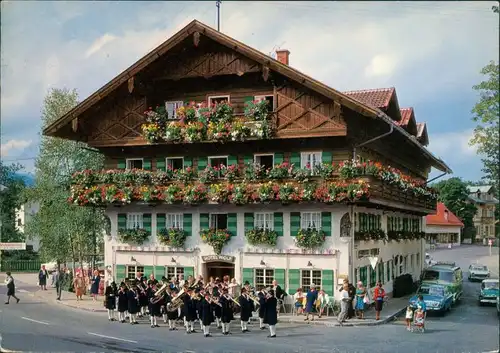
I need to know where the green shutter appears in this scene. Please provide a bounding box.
[200,213,210,230]
[156,213,166,232]
[143,266,154,277]
[183,213,192,236]
[243,155,253,166]
[321,212,332,236]
[242,268,254,287]
[369,266,376,287]
[198,157,208,171]
[143,213,152,234]
[321,269,334,296]
[274,153,284,166]
[387,260,391,281]
[274,269,285,289]
[227,213,237,236]
[227,155,238,166]
[290,212,301,236]
[244,96,254,105]
[118,214,127,230]
[289,152,300,168]
[143,159,152,170]
[184,157,193,168]
[360,266,368,287]
[184,267,194,279]
[154,266,165,278]
[274,212,284,236]
[322,151,332,164]
[117,160,126,170]
[244,213,254,232]
[288,269,300,295]
[378,262,385,284]
[116,265,126,282]
[156,158,166,171]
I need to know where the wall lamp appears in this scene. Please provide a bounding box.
[130,256,136,262]
[171,258,176,263]
[307,261,313,267]
[260,260,266,266]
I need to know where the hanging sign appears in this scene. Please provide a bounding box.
[202,255,235,263]
[0,242,26,250]
[368,256,379,270]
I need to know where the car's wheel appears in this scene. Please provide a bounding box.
[479,301,484,306]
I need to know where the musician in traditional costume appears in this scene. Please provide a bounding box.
[117,282,128,323]
[127,283,140,324]
[257,290,267,330]
[238,287,253,332]
[148,285,162,328]
[219,288,234,335]
[183,289,197,333]
[163,289,179,330]
[104,283,117,321]
[138,279,149,316]
[228,278,239,297]
[169,276,178,292]
[201,293,215,337]
[195,290,204,331]
[147,273,158,287]
[212,293,222,329]
[264,290,278,338]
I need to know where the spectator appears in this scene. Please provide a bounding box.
[38,265,49,291]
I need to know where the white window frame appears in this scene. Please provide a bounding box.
[254,212,274,230]
[166,157,184,170]
[254,95,275,110]
[126,158,144,170]
[208,95,230,106]
[210,213,228,230]
[254,153,274,167]
[166,266,184,280]
[300,212,321,231]
[165,101,184,120]
[208,155,229,168]
[166,213,183,229]
[254,268,274,289]
[300,269,322,290]
[126,265,144,280]
[126,213,143,229]
[300,151,322,173]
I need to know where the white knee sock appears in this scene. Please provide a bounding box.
[241,320,247,331]
[150,316,154,325]
[185,321,190,332]
[107,309,113,320]
[203,325,210,335]
[118,312,123,321]
[168,319,174,329]
[269,325,276,336]
[215,317,221,327]
[129,314,135,323]
[226,322,230,332]
[199,319,203,330]
[163,314,167,323]
[259,318,264,328]
[183,317,187,326]
[190,321,194,331]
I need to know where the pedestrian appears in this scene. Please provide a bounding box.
[354,281,367,319]
[337,283,351,325]
[38,265,48,291]
[90,270,100,301]
[73,272,85,301]
[54,268,64,300]
[405,305,413,331]
[304,284,318,322]
[373,281,386,320]
[4,272,20,305]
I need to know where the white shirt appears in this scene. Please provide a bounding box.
[341,289,350,301]
[5,276,13,285]
[293,292,304,302]
[319,293,330,304]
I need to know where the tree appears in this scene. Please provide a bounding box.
[433,177,477,239]
[24,88,105,268]
[0,162,26,243]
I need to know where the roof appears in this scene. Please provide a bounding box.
[426,202,464,227]
[399,108,413,126]
[342,88,395,110]
[417,122,426,137]
[468,195,499,205]
[41,20,452,173]
[467,185,494,194]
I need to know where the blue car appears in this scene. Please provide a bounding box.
[409,284,453,315]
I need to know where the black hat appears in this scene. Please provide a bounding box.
[244,281,250,285]
[269,289,275,296]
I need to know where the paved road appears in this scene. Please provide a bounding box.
[429,244,499,276]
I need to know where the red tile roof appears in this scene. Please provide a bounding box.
[398,107,413,126]
[426,202,464,227]
[343,87,395,110]
[416,122,426,138]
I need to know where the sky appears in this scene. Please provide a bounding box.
[0,1,498,182]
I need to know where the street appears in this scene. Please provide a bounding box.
[1,246,499,353]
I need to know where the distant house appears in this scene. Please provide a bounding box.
[467,185,498,242]
[425,202,464,248]
[15,201,41,252]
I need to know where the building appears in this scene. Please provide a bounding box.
[467,185,498,242]
[15,201,41,252]
[42,20,450,300]
[425,202,463,248]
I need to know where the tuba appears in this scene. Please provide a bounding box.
[167,288,186,312]
[247,293,261,311]
[154,283,168,297]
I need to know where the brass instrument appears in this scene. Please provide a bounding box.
[167,288,186,312]
[189,278,200,290]
[207,296,222,307]
[154,283,168,297]
[247,293,261,311]
[225,293,241,307]
[150,289,163,305]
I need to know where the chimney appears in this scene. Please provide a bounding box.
[276,49,290,65]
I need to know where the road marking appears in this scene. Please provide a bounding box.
[87,332,137,344]
[17,290,28,293]
[21,317,50,325]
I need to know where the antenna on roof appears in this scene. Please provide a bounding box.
[216,1,222,31]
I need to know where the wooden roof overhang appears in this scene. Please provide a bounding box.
[42,20,451,173]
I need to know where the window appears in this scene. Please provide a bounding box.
[208,95,230,106]
[254,154,274,170]
[166,157,184,171]
[166,213,183,229]
[378,263,385,284]
[300,152,322,172]
[208,156,228,178]
[255,268,274,289]
[210,213,228,230]
[255,212,274,230]
[26,245,34,251]
[17,219,22,227]
[254,95,274,110]
[126,158,143,170]
[301,269,322,289]
[126,265,144,280]
[359,267,368,287]
[126,213,143,229]
[358,249,370,258]
[166,267,184,280]
[358,213,381,231]
[301,212,321,230]
[165,101,184,120]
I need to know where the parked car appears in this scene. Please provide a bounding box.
[478,279,499,306]
[468,264,490,282]
[409,284,453,315]
[420,262,463,304]
[497,295,500,316]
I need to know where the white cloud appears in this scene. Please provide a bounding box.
[85,34,117,58]
[1,139,32,157]
[428,129,478,162]
[365,54,398,78]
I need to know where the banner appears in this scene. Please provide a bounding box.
[0,242,26,250]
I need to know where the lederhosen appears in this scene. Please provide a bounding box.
[219,296,234,323]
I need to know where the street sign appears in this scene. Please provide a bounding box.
[488,239,493,246]
[368,256,379,270]
[0,242,26,250]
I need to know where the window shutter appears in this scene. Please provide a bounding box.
[322,151,332,164]
[227,155,238,166]
[227,213,237,236]
[143,213,152,235]
[184,157,193,168]
[369,266,376,287]
[183,267,194,278]
[244,213,254,232]
[118,214,127,230]
[243,155,253,166]
[143,159,152,170]
[243,96,254,106]
[200,213,210,230]
[274,153,284,166]
[321,269,334,296]
[290,212,301,236]
[288,269,300,295]
[242,268,254,287]
[378,263,385,284]
[154,266,165,279]
[321,212,332,236]
[143,266,154,278]
[156,214,166,233]
[274,269,285,289]
[360,266,368,287]
[289,152,300,168]
[156,158,166,172]
[117,159,126,170]
[198,157,208,171]
[115,265,126,282]
[387,260,391,281]
[274,212,284,236]
[183,213,193,236]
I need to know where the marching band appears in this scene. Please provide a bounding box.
[103,273,279,338]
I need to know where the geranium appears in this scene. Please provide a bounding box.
[230,118,251,141]
[295,229,325,249]
[244,99,270,121]
[256,182,275,202]
[157,228,187,247]
[268,162,293,179]
[209,183,232,203]
[164,184,183,204]
[200,228,231,254]
[207,121,231,141]
[183,184,208,204]
[174,166,197,183]
[220,164,239,182]
[277,183,297,204]
[184,121,206,142]
[243,163,267,181]
[245,228,278,246]
[118,227,150,245]
[229,184,249,205]
[142,123,162,143]
[211,102,233,123]
[199,165,221,183]
[140,186,162,203]
[164,121,184,142]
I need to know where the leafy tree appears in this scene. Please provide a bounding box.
[24,88,105,268]
[0,162,25,243]
[432,177,477,239]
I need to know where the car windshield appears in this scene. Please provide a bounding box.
[422,270,454,282]
[471,266,487,271]
[418,286,444,297]
[483,282,499,290]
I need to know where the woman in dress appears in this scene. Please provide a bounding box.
[38,265,48,291]
[293,288,305,315]
[91,270,100,301]
[373,281,386,320]
[355,281,367,319]
[304,284,318,322]
[73,272,86,301]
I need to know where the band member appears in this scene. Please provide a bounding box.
[212,293,222,329]
[264,290,278,338]
[228,278,239,297]
[258,290,267,330]
[148,273,159,287]
[183,289,197,333]
[238,288,252,332]
[169,276,178,292]
[139,279,149,316]
[148,287,162,328]
[127,283,140,324]
[104,283,116,321]
[201,293,214,337]
[164,290,178,330]
[219,288,234,335]
[196,290,204,331]
[117,283,128,323]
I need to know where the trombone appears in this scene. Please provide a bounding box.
[224,293,241,307]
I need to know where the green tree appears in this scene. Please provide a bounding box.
[433,177,477,239]
[0,162,25,243]
[24,88,105,268]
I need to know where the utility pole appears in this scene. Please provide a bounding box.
[92,207,97,271]
[216,0,221,31]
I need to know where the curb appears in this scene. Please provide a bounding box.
[28,292,107,313]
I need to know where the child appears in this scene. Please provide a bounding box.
[405,306,413,331]
[104,283,116,321]
[414,306,425,330]
[117,283,128,323]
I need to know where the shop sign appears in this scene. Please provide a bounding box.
[202,255,235,263]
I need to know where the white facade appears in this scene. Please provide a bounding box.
[425,224,461,248]
[15,201,41,252]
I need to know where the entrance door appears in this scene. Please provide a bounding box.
[205,261,235,280]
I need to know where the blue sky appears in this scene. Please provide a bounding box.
[1,1,498,182]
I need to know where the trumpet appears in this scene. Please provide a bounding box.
[207,296,222,307]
